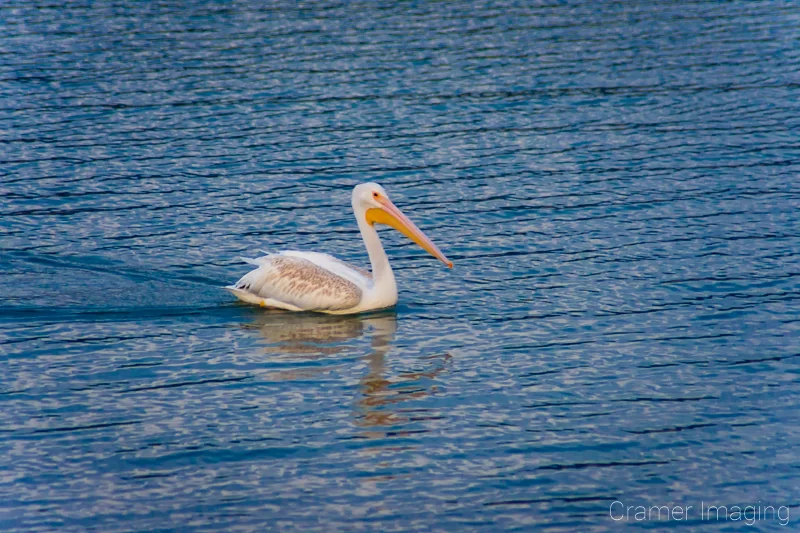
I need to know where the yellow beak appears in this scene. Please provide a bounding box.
[365,198,453,268]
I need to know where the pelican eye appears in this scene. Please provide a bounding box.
[372,192,380,198]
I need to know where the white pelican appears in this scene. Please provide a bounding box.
[226,183,452,314]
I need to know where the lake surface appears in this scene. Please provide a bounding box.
[2,1,799,531]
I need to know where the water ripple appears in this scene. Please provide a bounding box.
[2,0,800,531]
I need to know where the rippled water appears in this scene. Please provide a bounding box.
[2,1,800,531]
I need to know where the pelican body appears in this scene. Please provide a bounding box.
[226,183,452,314]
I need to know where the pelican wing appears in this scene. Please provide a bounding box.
[226,253,364,311]
[280,251,372,282]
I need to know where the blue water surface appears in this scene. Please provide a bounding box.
[1,1,799,531]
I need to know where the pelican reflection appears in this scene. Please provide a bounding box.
[243,309,386,358]
[241,310,449,436]
[356,330,450,436]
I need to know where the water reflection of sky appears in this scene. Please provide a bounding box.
[2,0,799,531]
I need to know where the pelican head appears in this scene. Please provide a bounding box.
[352,182,453,268]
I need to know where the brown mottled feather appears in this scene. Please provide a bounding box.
[235,255,362,311]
